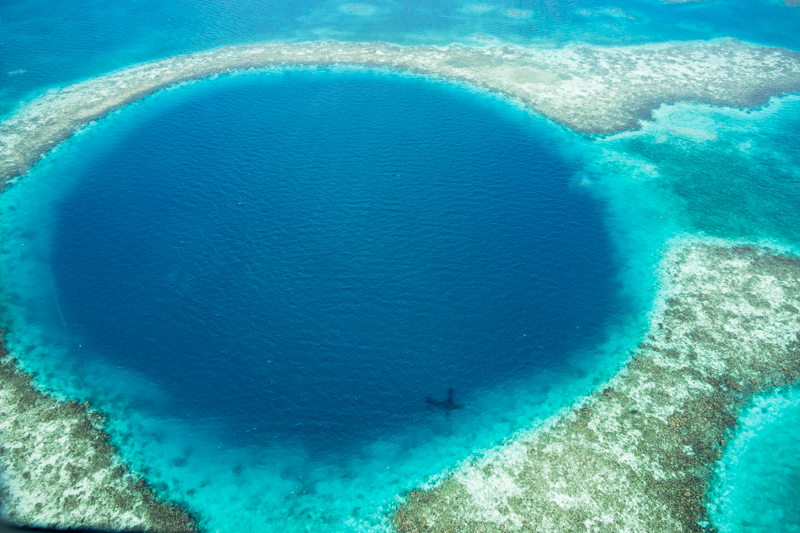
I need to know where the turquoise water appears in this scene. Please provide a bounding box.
[0,70,635,532]
[3,0,800,118]
[587,97,800,249]
[589,100,800,532]
[710,388,800,533]
[2,0,800,531]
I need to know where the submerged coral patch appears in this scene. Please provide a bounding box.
[340,4,377,15]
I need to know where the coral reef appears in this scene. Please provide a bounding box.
[3,39,800,183]
[3,35,800,532]
[0,337,198,532]
[394,245,800,533]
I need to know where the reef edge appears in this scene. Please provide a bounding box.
[2,39,800,184]
[393,244,800,533]
[0,336,200,533]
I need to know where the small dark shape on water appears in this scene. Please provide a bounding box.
[426,388,462,417]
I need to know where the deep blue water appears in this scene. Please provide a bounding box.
[45,71,616,452]
[3,0,800,530]
[0,70,627,530]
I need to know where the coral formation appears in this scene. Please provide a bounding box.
[2,36,800,532]
[394,245,800,533]
[0,337,198,532]
[3,39,800,184]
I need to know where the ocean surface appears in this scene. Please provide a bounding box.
[0,69,631,531]
[1,0,800,531]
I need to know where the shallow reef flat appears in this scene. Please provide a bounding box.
[0,342,198,532]
[394,244,800,533]
[3,39,800,183]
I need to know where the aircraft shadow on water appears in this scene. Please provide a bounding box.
[425,387,462,417]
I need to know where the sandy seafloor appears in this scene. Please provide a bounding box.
[1,0,800,532]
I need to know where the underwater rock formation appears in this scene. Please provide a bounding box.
[394,244,800,533]
[0,339,198,532]
[3,39,800,184]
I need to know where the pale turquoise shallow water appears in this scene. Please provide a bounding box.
[710,387,800,533]
[2,0,800,531]
[3,0,800,118]
[590,98,800,533]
